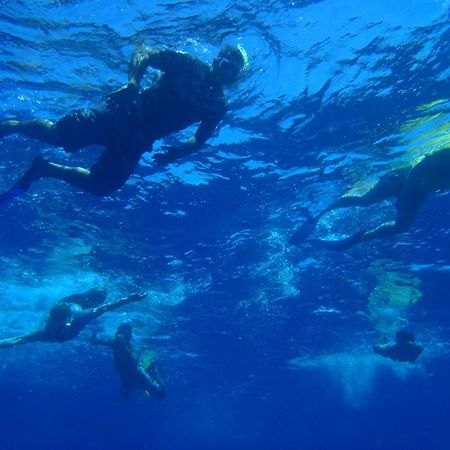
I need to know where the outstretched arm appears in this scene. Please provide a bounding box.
[90,332,113,347]
[76,291,148,328]
[373,344,391,357]
[0,330,46,349]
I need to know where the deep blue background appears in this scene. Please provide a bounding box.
[1,1,450,449]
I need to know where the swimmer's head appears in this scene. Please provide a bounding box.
[116,322,133,341]
[396,328,415,344]
[213,44,248,86]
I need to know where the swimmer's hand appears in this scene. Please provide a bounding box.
[127,291,148,302]
[153,142,196,166]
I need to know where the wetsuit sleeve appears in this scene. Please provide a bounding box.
[194,113,225,146]
[129,47,194,87]
[182,108,226,155]
[156,111,225,164]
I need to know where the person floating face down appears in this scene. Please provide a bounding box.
[289,147,450,250]
[0,290,147,349]
[0,44,248,201]
[373,328,424,363]
[91,323,165,399]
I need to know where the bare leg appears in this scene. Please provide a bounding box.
[9,155,120,197]
[357,177,426,243]
[290,170,407,245]
[140,367,166,399]
[324,169,408,213]
[0,119,61,146]
[322,174,427,250]
[319,198,424,250]
[13,155,93,190]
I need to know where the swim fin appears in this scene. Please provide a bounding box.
[289,216,318,245]
[0,184,26,205]
[0,155,45,206]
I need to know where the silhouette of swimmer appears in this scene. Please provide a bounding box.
[373,328,424,363]
[0,44,247,200]
[0,290,146,348]
[91,322,165,399]
[290,148,450,249]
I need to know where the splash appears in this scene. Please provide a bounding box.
[255,231,300,306]
[290,351,418,408]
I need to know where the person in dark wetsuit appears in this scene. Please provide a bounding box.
[0,44,247,198]
[0,290,147,348]
[373,328,424,363]
[90,322,165,399]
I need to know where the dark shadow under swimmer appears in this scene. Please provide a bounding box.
[91,322,165,399]
[0,290,147,349]
[0,44,247,200]
[290,147,450,250]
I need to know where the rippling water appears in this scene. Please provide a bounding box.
[1,1,450,449]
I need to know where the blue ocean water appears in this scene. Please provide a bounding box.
[1,0,450,449]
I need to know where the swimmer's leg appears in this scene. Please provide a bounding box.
[320,188,426,250]
[0,119,61,145]
[290,170,409,246]
[139,367,166,399]
[290,179,393,245]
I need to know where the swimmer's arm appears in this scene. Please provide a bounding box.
[153,118,222,165]
[79,291,148,324]
[0,330,46,349]
[90,333,113,347]
[373,345,386,356]
[373,343,395,358]
[128,46,192,88]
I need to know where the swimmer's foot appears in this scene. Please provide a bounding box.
[0,119,21,139]
[318,230,366,251]
[289,216,318,245]
[0,184,25,205]
[15,155,48,190]
[0,155,48,205]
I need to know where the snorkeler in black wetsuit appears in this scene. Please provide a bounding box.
[290,147,450,250]
[0,290,147,348]
[91,322,165,399]
[0,44,247,199]
[373,328,424,363]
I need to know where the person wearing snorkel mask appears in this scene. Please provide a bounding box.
[0,44,248,201]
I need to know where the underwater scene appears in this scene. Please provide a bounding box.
[1,1,450,449]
